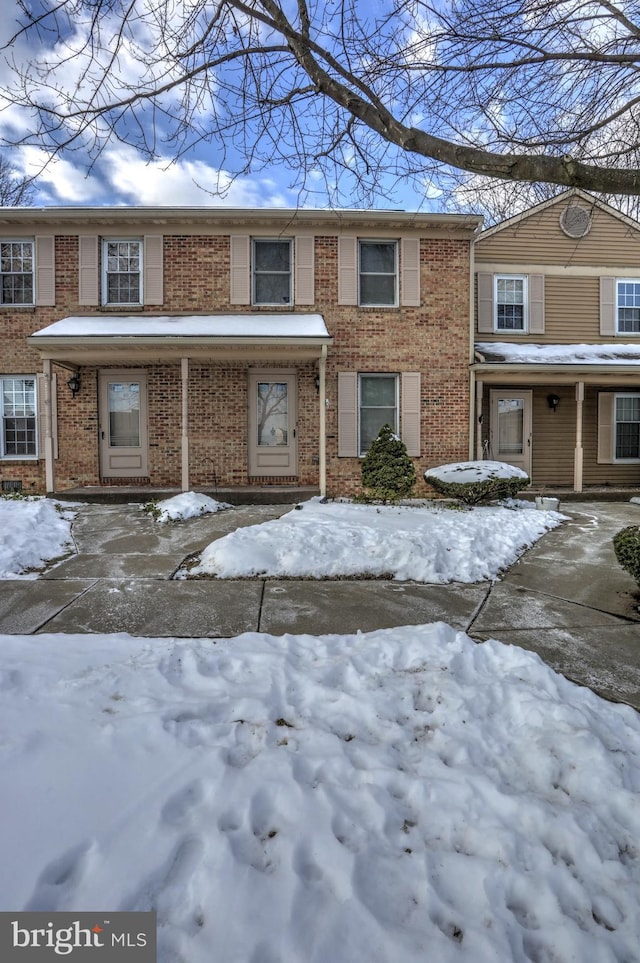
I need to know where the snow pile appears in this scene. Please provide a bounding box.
[0,496,77,578]
[147,492,229,523]
[1,625,638,962]
[185,498,564,582]
[425,459,529,483]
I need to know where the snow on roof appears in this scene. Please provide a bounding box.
[32,314,331,339]
[476,342,640,365]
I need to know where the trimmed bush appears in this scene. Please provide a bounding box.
[360,424,416,503]
[424,460,530,506]
[613,525,640,584]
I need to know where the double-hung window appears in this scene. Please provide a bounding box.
[495,275,527,331]
[616,280,640,334]
[615,394,640,460]
[359,240,398,306]
[103,239,142,305]
[1,240,34,305]
[1,376,37,458]
[252,239,292,305]
[359,373,398,454]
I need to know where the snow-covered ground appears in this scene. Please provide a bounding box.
[2,494,639,962]
[146,491,229,523]
[185,498,565,582]
[0,496,77,578]
[1,626,639,962]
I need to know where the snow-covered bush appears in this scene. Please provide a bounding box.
[360,424,416,503]
[424,460,530,506]
[613,525,640,584]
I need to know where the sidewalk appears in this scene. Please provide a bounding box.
[0,500,639,710]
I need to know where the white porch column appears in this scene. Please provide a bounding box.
[574,381,584,492]
[475,378,484,460]
[43,360,55,493]
[319,344,327,497]
[181,357,189,492]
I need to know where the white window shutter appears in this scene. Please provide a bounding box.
[597,392,614,464]
[338,372,358,456]
[477,273,494,333]
[78,235,99,305]
[35,236,55,306]
[338,237,358,305]
[528,274,545,334]
[600,277,616,336]
[295,235,315,305]
[401,372,421,456]
[401,238,420,306]
[230,235,250,304]
[36,373,58,460]
[143,235,163,305]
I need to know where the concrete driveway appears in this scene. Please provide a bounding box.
[0,499,639,711]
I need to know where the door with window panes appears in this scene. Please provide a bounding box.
[248,371,297,476]
[99,372,149,477]
[490,390,532,475]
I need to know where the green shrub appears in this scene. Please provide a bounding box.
[423,463,530,506]
[360,424,416,503]
[613,526,640,583]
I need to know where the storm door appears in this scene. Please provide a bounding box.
[489,389,532,475]
[248,371,297,476]
[99,371,149,477]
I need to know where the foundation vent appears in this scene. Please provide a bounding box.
[2,480,22,492]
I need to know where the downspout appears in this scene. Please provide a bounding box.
[319,344,327,497]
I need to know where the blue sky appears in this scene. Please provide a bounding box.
[0,1,442,211]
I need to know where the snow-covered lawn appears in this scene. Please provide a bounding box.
[1,626,639,962]
[185,498,565,582]
[0,496,77,578]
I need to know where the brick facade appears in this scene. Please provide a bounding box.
[0,209,478,497]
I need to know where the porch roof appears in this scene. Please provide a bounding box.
[474,341,640,384]
[29,314,333,365]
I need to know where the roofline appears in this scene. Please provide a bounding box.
[479,188,640,240]
[28,334,334,347]
[0,205,483,234]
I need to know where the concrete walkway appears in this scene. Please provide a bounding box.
[1,500,639,710]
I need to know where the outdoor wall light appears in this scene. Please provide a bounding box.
[67,371,81,398]
[547,393,560,412]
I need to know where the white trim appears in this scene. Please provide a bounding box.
[613,391,640,462]
[101,237,143,306]
[358,239,398,307]
[358,372,399,456]
[0,374,38,460]
[0,238,35,307]
[252,237,293,306]
[615,278,640,336]
[494,274,528,333]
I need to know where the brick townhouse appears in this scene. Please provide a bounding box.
[0,207,481,499]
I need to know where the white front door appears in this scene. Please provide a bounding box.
[248,371,297,477]
[490,389,532,476]
[99,371,149,478]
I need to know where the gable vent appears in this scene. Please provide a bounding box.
[559,204,592,239]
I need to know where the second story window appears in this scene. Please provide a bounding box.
[103,239,142,305]
[617,280,640,334]
[359,240,397,306]
[495,275,527,331]
[1,241,34,305]
[252,239,292,305]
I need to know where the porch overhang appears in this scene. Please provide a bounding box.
[29,314,333,365]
